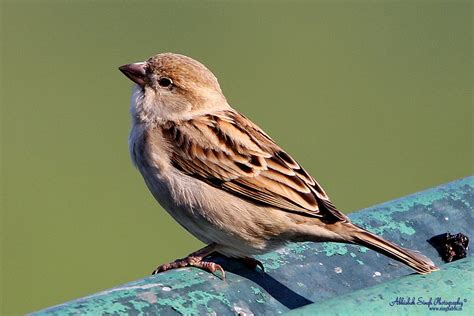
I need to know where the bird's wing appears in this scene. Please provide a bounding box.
[162,110,347,221]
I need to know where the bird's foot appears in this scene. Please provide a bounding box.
[151,243,225,279]
[152,256,225,279]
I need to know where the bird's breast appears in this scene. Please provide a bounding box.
[128,123,144,169]
[129,123,172,173]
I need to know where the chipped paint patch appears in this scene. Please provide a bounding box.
[357,210,416,236]
[256,251,287,270]
[250,286,267,304]
[321,243,349,256]
[151,290,232,315]
[136,292,157,304]
[151,269,207,290]
[276,248,289,255]
[189,291,231,313]
[288,242,310,254]
[334,267,343,274]
[351,177,473,238]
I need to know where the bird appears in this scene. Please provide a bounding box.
[119,52,438,278]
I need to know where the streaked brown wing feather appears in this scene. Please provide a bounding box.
[162,110,347,221]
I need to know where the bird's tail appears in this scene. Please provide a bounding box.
[341,223,439,274]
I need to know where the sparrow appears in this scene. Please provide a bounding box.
[119,53,438,278]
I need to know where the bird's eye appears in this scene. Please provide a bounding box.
[158,77,173,88]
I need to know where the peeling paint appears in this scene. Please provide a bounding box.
[256,251,287,270]
[250,286,267,304]
[136,292,157,304]
[321,243,349,256]
[286,258,474,315]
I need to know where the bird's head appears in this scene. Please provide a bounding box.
[119,53,228,123]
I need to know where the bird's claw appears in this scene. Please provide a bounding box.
[152,256,226,279]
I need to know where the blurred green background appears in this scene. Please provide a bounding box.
[0,0,472,314]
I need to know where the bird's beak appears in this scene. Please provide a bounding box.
[119,62,147,87]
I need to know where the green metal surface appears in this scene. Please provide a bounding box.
[287,257,473,316]
[30,176,473,315]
